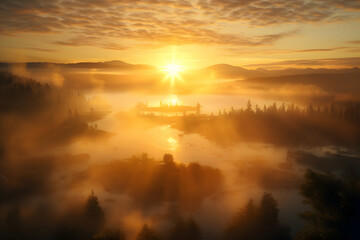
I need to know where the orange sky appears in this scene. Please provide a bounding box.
[0,0,360,69]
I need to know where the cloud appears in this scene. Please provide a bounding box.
[244,57,360,68]
[348,40,360,44]
[3,46,58,52]
[54,36,128,51]
[198,0,360,25]
[330,0,360,10]
[223,47,352,57]
[292,47,350,53]
[1,0,358,50]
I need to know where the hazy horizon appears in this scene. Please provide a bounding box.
[1,1,360,240]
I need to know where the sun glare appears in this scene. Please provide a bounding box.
[164,63,183,75]
[162,63,184,83]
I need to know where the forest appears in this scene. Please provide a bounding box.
[2,157,359,240]
[2,0,360,238]
[139,100,360,147]
[1,72,360,240]
[0,72,109,158]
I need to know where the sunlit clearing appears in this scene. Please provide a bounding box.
[162,63,184,83]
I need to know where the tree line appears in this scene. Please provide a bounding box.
[216,100,360,122]
[2,166,359,239]
[140,100,360,147]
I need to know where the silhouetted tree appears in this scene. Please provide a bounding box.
[280,102,286,113]
[137,224,160,240]
[92,229,125,240]
[295,170,360,240]
[224,192,291,240]
[163,154,175,165]
[259,192,279,225]
[85,191,105,236]
[246,100,253,112]
[5,205,24,240]
[55,192,106,240]
[168,217,201,240]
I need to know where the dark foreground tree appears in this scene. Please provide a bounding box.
[55,191,106,240]
[224,192,291,240]
[92,229,126,240]
[168,217,201,240]
[136,224,160,240]
[295,170,360,240]
[85,190,105,234]
[3,205,24,240]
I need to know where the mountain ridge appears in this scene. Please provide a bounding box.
[0,60,359,80]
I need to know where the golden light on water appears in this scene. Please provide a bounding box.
[2,0,360,237]
[167,137,178,151]
[167,137,177,144]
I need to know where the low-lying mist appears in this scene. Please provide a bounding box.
[1,62,360,104]
[1,70,360,240]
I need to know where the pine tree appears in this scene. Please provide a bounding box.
[85,191,105,235]
[136,224,160,240]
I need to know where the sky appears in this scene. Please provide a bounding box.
[0,0,360,68]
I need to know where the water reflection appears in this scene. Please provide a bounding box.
[167,137,179,151]
[87,93,286,114]
[2,83,357,238]
[64,98,307,234]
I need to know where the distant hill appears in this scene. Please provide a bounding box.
[183,63,360,80]
[201,64,266,78]
[238,72,360,94]
[257,67,360,78]
[1,60,359,78]
[1,61,359,93]
[182,64,266,80]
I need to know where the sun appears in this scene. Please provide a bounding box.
[162,63,184,83]
[164,63,183,75]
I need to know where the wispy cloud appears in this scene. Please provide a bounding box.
[348,40,360,44]
[244,57,360,68]
[225,47,352,56]
[4,46,58,52]
[54,36,128,51]
[292,47,350,53]
[0,0,359,51]
[198,0,360,25]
